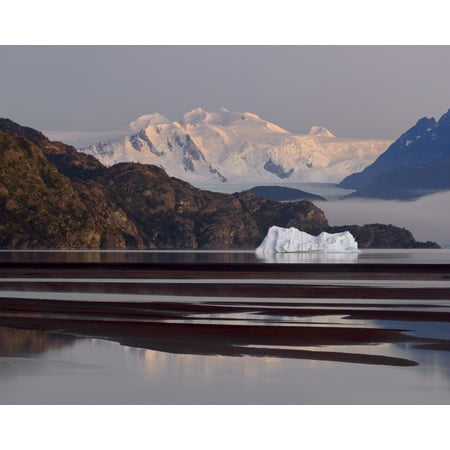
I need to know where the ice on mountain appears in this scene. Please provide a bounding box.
[129,113,170,130]
[181,107,207,124]
[307,126,335,138]
[255,226,358,253]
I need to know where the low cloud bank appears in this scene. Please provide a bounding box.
[44,130,130,148]
[316,190,450,246]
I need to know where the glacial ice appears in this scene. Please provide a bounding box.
[255,226,358,253]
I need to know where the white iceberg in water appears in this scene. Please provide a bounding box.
[256,226,358,253]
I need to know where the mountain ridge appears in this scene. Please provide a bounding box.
[339,108,450,199]
[75,108,391,186]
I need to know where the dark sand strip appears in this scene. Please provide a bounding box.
[253,308,450,322]
[2,280,450,299]
[2,297,449,319]
[0,314,426,347]
[0,315,424,367]
[1,298,450,323]
[2,261,450,280]
[0,297,245,317]
[209,300,444,308]
[0,319,418,367]
[224,346,418,366]
[1,296,448,367]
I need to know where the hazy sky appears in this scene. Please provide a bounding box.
[1,45,450,139]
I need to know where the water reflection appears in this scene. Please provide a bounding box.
[0,248,449,264]
[132,341,450,383]
[0,327,77,357]
[1,316,450,404]
[255,251,359,264]
[0,250,256,264]
[0,309,442,369]
[124,341,450,404]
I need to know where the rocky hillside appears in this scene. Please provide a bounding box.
[339,109,450,199]
[0,119,438,249]
[327,224,439,249]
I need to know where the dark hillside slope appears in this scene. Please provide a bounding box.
[339,109,450,199]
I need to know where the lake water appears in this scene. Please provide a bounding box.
[2,248,450,264]
[1,329,450,405]
[1,249,450,405]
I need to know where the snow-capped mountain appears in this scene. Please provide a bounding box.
[78,107,392,185]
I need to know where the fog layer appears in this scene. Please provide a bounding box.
[316,191,450,246]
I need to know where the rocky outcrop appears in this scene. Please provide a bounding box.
[327,224,440,249]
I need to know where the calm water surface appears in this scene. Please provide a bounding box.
[1,249,450,404]
[1,248,450,264]
[1,326,450,404]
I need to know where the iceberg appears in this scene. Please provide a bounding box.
[256,226,358,253]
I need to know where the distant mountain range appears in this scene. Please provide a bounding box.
[0,118,437,249]
[72,108,391,186]
[340,109,450,199]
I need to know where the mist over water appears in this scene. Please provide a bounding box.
[316,190,450,247]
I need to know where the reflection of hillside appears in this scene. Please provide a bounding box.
[0,327,77,357]
[0,250,258,264]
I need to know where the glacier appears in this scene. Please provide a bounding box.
[256,226,359,253]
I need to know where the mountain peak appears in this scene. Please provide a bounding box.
[412,116,436,131]
[338,107,450,197]
[129,113,170,130]
[0,117,50,147]
[181,107,265,127]
[307,126,335,138]
[181,107,208,124]
[437,108,450,126]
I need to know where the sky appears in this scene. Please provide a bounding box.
[2,1,450,141]
[1,45,450,139]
